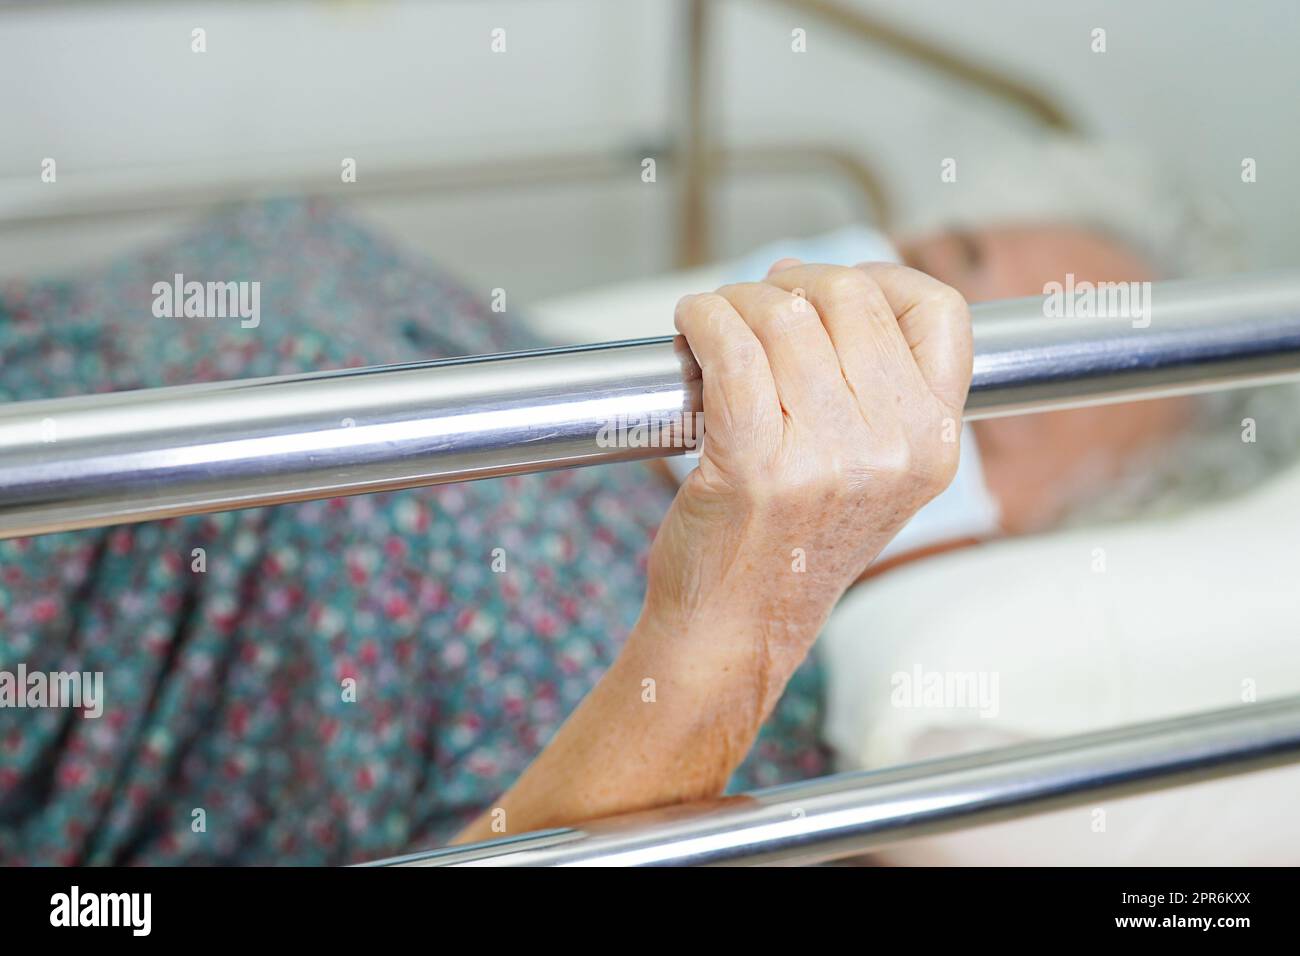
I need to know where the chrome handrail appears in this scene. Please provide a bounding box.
[372,694,1300,866]
[2,272,1300,539]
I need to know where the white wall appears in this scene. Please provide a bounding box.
[0,0,1295,302]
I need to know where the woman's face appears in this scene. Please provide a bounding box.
[894,224,1194,533]
[895,223,1158,301]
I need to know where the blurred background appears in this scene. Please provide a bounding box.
[2,0,1297,300]
[3,0,1300,867]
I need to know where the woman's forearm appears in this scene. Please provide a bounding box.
[453,606,800,844]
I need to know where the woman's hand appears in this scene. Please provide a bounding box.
[638,260,973,711]
[455,260,971,844]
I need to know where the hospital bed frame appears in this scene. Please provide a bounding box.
[1,0,1078,267]
[4,272,1298,539]
[4,2,1294,867]
[2,272,1300,865]
[376,694,1300,866]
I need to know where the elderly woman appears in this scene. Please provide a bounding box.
[1,201,964,864]
[3,142,1295,864]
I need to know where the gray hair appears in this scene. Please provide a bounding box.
[893,135,1246,279]
[895,135,1300,524]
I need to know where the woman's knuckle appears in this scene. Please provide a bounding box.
[717,336,763,374]
[929,282,969,318]
[870,433,914,484]
[691,292,732,323]
[912,431,960,493]
[816,268,875,311]
[759,301,813,338]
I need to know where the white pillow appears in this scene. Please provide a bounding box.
[820,458,1300,864]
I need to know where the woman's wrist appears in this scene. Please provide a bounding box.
[627,594,821,728]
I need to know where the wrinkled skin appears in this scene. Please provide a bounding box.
[457,260,972,841]
[898,224,1194,533]
[645,260,972,705]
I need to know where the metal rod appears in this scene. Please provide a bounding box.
[371,694,1300,866]
[3,272,1300,540]
[0,143,890,233]
[676,0,712,268]
[765,0,1078,132]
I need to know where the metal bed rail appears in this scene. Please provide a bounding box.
[374,694,1300,866]
[2,271,1300,540]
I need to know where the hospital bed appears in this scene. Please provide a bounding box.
[3,270,1300,865]
[3,1,1297,867]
